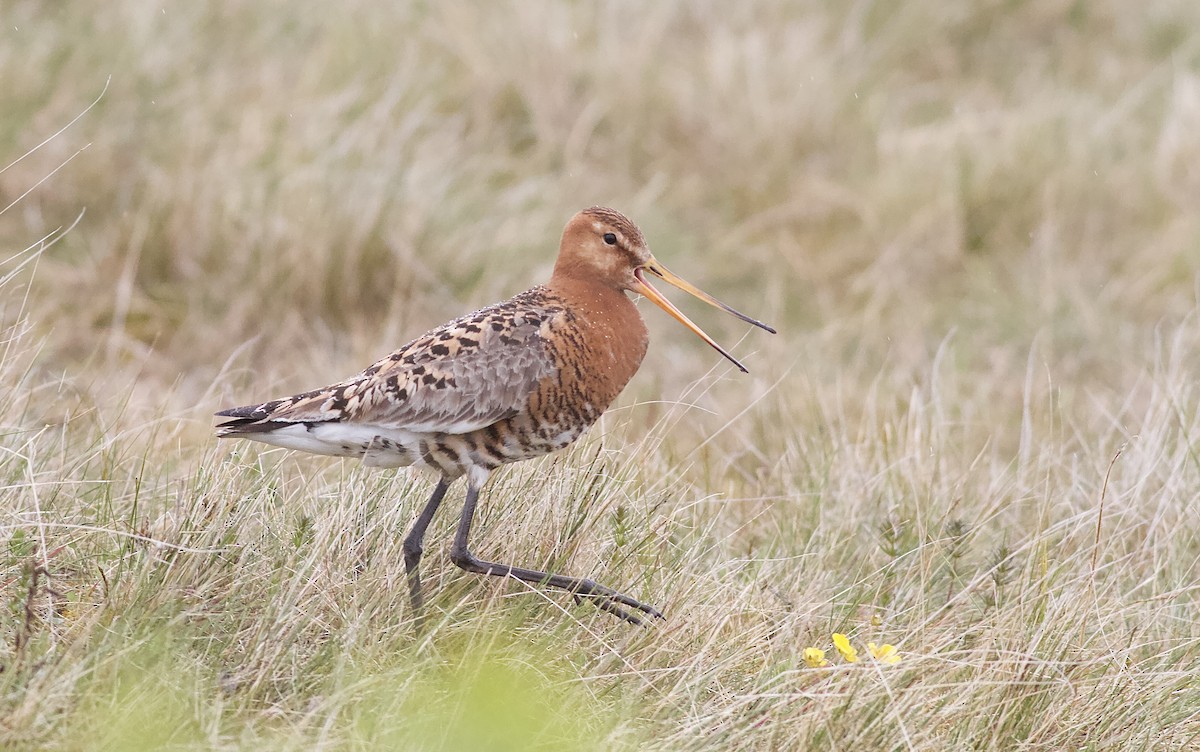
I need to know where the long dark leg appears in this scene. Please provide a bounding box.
[403,477,452,624]
[449,479,663,625]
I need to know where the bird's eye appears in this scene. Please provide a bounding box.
[602,232,617,245]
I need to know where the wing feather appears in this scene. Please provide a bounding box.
[216,289,563,436]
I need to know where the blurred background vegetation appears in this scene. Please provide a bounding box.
[3,1,1200,749]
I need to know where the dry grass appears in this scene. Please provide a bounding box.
[3,0,1200,748]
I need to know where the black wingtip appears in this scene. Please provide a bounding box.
[214,416,294,436]
[214,402,281,436]
[215,404,262,419]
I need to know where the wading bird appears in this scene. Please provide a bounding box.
[216,207,774,625]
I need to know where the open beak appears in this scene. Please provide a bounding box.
[631,257,776,373]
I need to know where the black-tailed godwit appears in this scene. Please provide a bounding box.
[216,207,774,625]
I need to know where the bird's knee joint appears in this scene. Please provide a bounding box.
[402,539,423,561]
[449,547,476,570]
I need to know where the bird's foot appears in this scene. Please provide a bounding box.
[572,586,664,626]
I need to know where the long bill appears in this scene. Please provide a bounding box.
[631,258,776,374]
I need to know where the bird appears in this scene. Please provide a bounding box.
[215,207,775,626]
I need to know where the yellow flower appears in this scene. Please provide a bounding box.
[803,647,828,667]
[832,633,858,663]
[868,642,901,665]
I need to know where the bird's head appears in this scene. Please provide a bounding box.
[553,206,775,372]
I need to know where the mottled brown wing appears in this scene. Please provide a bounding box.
[216,289,564,435]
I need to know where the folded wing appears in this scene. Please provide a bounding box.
[216,290,563,437]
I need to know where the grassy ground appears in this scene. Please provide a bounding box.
[3,0,1200,748]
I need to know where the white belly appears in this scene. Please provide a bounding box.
[242,423,425,468]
